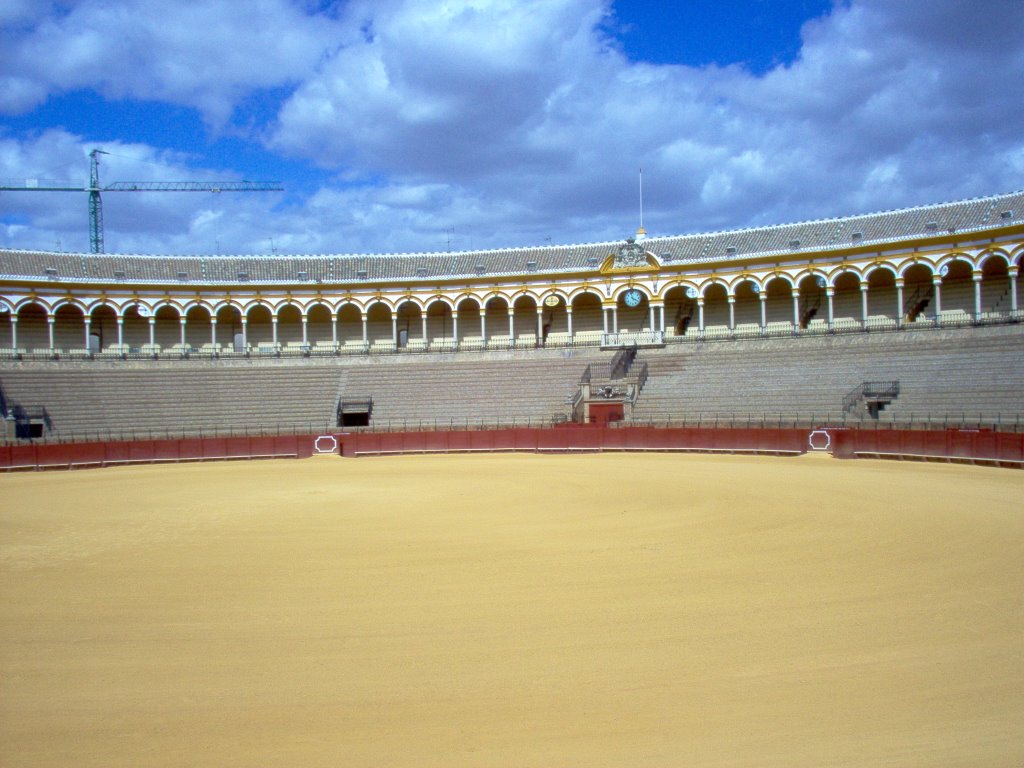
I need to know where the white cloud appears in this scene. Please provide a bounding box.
[2,0,1023,254]
[0,0,345,123]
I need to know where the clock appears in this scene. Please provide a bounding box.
[623,289,643,307]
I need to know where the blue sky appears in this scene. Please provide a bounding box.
[1,0,1022,255]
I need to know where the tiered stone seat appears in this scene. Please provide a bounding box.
[629,325,1024,424]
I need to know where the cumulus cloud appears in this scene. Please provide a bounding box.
[267,0,1024,244]
[0,0,345,124]
[2,0,1023,254]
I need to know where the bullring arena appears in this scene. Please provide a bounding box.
[1,190,1023,766]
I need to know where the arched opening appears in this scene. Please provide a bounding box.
[536,294,567,346]
[979,255,1010,314]
[763,277,793,328]
[365,303,393,348]
[938,259,974,319]
[701,283,729,334]
[615,288,649,336]
[246,305,274,350]
[215,306,242,349]
[122,305,150,350]
[663,285,697,337]
[456,297,482,347]
[394,301,421,349]
[337,304,362,348]
[484,296,511,346]
[184,305,212,350]
[902,263,934,323]
[307,304,334,349]
[16,302,49,351]
[512,295,539,346]
[796,274,827,329]
[153,305,181,349]
[53,304,85,351]
[831,272,861,329]
[425,300,453,347]
[732,280,760,332]
[865,267,898,327]
[90,305,119,352]
[570,292,603,343]
[276,304,303,348]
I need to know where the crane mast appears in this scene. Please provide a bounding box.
[0,148,283,253]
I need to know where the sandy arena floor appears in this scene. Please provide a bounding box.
[1,452,1022,767]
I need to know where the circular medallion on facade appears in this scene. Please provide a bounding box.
[136,304,152,317]
[623,289,643,307]
[543,295,560,307]
[685,287,697,299]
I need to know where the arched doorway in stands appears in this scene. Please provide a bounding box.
[663,285,696,337]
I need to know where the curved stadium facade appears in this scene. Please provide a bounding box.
[0,189,1022,448]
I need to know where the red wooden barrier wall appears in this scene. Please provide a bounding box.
[2,427,1021,471]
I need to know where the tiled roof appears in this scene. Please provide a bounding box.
[1,190,1021,285]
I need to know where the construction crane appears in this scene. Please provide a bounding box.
[0,148,283,253]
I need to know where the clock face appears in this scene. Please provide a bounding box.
[623,289,643,307]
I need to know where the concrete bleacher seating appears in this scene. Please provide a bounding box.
[1,324,1020,441]
[628,324,1024,424]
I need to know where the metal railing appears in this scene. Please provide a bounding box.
[0,309,1021,364]
[843,381,901,413]
[4,408,1022,448]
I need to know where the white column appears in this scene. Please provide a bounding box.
[932,277,943,319]
[47,315,55,350]
[658,304,665,334]
[209,317,216,347]
[117,316,124,347]
[361,314,368,345]
[727,296,735,330]
[697,299,705,334]
[566,306,574,338]
[331,315,338,346]
[241,318,248,349]
[179,317,187,348]
[84,318,91,350]
[479,309,487,342]
[826,288,835,328]
[271,317,278,345]
[895,279,905,328]
[508,309,515,338]
[302,316,309,346]
[648,305,655,331]
[391,315,398,345]
[148,317,156,347]
[612,306,619,334]
[860,283,869,328]
[452,311,459,343]
[535,308,543,338]
[602,307,609,335]
[791,291,800,330]
[10,315,17,350]
[1010,267,1019,313]
[973,273,983,317]
[758,293,767,330]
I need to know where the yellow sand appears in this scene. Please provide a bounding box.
[1,452,1022,768]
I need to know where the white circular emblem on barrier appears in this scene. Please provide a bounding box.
[808,429,831,451]
[314,435,338,454]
